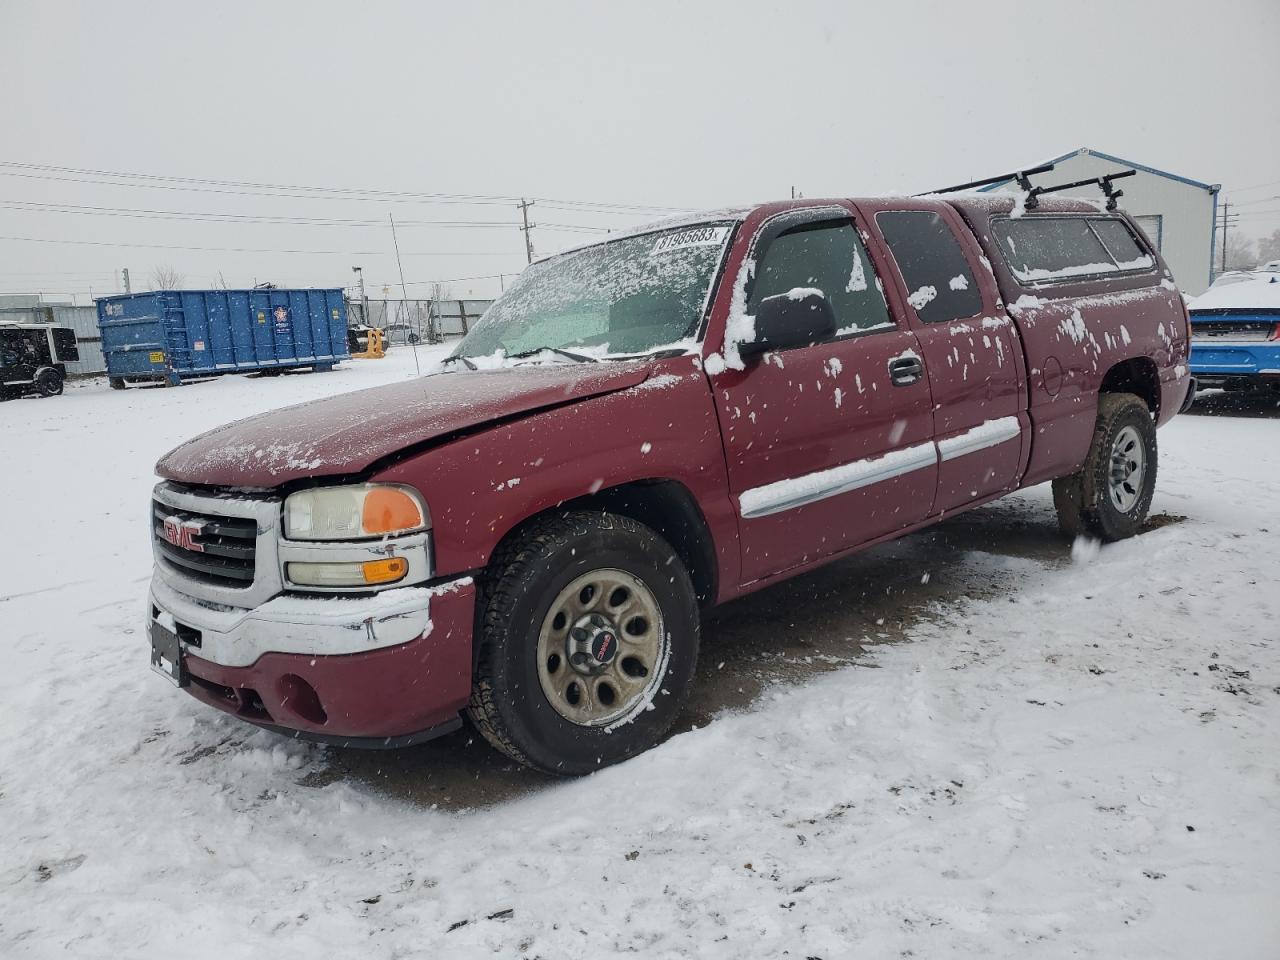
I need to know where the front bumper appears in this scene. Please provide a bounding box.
[149,574,476,743]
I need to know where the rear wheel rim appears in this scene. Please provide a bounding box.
[1108,425,1146,513]
[536,568,667,727]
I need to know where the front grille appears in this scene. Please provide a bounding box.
[153,501,258,588]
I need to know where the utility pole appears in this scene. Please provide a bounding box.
[517,198,536,264]
[351,265,369,326]
[1218,200,1239,275]
[122,267,132,294]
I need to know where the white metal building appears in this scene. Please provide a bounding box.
[0,300,105,376]
[981,147,1220,295]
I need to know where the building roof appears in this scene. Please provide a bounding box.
[978,147,1220,194]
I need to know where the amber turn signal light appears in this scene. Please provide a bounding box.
[362,557,409,584]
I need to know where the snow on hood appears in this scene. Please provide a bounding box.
[1189,272,1280,312]
[156,362,654,488]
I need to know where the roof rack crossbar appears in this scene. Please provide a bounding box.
[917,163,1056,197]
[1026,169,1137,211]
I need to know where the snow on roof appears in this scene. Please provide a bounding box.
[1189,271,1280,312]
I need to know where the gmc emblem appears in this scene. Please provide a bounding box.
[162,516,206,553]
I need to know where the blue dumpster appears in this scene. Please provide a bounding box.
[96,288,349,388]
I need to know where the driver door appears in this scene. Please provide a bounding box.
[0,329,38,386]
[709,207,936,584]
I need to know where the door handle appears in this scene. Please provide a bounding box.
[888,354,924,386]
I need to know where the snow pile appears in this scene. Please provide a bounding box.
[1189,271,1280,313]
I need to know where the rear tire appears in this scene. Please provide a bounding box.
[109,377,127,391]
[467,511,700,775]
[34,368,63,397]
[1052,393,1157,542]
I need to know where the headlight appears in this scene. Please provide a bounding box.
[283,484,428,541]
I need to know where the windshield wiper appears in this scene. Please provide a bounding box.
[441,355,477,370]
[505,346,598,364]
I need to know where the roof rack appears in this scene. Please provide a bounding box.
[918,163,1057,197]
[1025,169,1136,211]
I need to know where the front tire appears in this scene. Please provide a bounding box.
[1052,393,1157,541]
[467,511,700,775]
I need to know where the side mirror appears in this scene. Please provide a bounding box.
[739,289,837,359]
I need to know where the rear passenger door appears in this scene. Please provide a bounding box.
[711,206,936,584]
[860,201,1028,515]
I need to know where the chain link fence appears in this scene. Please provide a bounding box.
[346,299,494,344]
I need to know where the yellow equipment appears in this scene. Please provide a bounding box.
[352,327,385,359]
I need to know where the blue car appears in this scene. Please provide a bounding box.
[1189,270,1280,392]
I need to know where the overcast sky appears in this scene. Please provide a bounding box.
[3,0,1278,303]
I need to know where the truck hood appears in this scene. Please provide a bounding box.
[156,362,656,488]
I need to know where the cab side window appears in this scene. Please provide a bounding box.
[750,221,892,337]
[0,329,22,367]
[876,210,983,324]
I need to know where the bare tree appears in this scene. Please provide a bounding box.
[1223,233,1257,272]
[151,264,185,290]
[1255,229,1280,266]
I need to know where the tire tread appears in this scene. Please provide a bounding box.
[466,511,697,773]
[1053,392,1156,541]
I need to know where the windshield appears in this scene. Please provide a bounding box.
[451,222,734,361]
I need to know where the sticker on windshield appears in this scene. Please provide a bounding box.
[650,225,730,257]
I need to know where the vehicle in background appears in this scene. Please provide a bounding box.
[1188,268,1280,392]
[0,321,79,399]
[145,189,1192,775]
[96,288,349,389]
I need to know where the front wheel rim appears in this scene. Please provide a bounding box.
[1108,425,1146,513]
[536,568,668,727]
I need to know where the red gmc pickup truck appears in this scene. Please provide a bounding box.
[148,192,1194,774]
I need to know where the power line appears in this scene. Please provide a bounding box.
[0,198,622,235]
[538,221,614,233]
[1229,195,1280,208]
[0,170,512,207]
[370,271,511,288]
[0,234,520,257]
[0,199,524,228]
[1230,178,1280,194]
[0,160,688,214]
[0,269,119,277]
[0,160,521,205]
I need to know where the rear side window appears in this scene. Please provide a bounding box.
[750,221,892,336]
[875,211,983,324]
[992,216,1154,284]
[1088,219,1149,267]
[52,328,79,362]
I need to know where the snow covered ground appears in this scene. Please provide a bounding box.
[2,353,1278,958]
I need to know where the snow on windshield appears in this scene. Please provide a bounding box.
[453,223,733,361]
